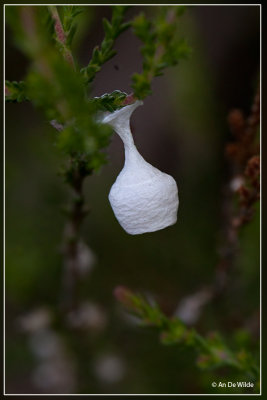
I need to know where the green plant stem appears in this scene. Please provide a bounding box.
[81,6,130,85]
[114,287,260,384]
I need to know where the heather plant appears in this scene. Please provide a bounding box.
[5,5,260,394]
[5,4,190,305]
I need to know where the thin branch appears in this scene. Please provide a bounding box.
[114,286,260,385]
[176,85,260,324]
[81,6,130,85]
[60,159,90,312]
[48,6,75,69]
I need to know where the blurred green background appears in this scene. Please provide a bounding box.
[5,5,260,394]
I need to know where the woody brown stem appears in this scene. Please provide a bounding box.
[60,159,90,312]
[177,85,260,322]
[215,85,260,293]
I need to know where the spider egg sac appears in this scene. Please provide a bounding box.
[101,100,179,235]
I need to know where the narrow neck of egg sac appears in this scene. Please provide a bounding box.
[102,100,179,235]
[102,101,143,166]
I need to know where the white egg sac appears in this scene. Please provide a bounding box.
[102,100,179,235]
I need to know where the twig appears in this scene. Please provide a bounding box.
[50,119,64,132]
[176,85,260,324]
[60,159,90,312]
[114,286,260,384]
[81,6,130,85]
[48,6,75,69]
[214,84,260,294]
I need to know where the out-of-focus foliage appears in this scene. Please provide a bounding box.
[114,286,260,388]
[131,6,191,99]
[61,6,84,47]
[5,80,29,102]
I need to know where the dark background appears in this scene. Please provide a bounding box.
[5,5,260,394]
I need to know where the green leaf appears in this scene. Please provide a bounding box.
[102,18,113,38]
[66,23,77,47]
